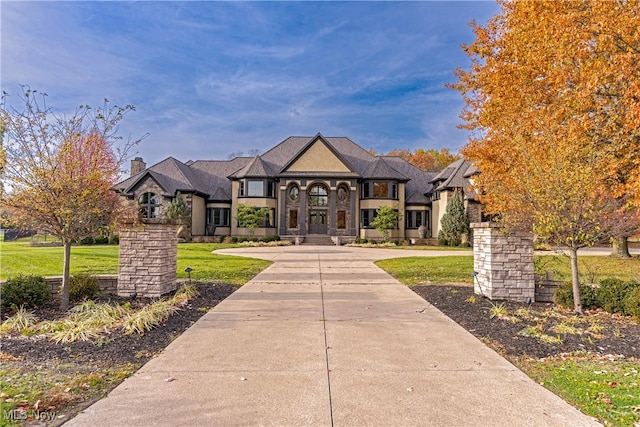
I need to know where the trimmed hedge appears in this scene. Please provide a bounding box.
[554,278,640,317]
[597,278,639,314]
[623,287,640,321]
[554,283,598,309]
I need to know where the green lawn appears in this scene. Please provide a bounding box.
[519,354,640,427]
[0,241,269,285]
[376,254,640,286]
[375,256,474,285]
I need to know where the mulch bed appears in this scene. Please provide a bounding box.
[1,283,238,366]
[4,281,639,427]
[411,284,640,359]
[4,282,639,365]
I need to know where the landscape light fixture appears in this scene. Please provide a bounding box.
[185,267,193,285]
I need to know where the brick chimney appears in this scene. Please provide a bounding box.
[130,157,146,176]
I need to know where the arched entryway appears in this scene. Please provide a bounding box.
[308,184,328,234]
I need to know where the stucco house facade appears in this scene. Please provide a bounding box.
[114,133,481,243]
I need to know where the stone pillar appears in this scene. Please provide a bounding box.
[471,222,535,302]
[118,219,179,297]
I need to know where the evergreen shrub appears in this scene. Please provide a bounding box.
[1,275,52,311]
[623,287,640,320]
[597,278,639,314]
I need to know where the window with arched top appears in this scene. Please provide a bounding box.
[288,184,299,201]
[138,192,160,218]
[308,184,328,206]
[336,184,350,204]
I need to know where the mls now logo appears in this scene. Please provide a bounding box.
[4,409,27,421]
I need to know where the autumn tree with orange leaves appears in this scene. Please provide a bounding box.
[1,87,140,310]
[383,147,461,172]
[450,0,640,314]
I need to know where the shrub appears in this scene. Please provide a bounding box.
[109,235,119,245]
[597,278,640,314]
[69,273,101,302]
[437,230,448,246]
[94,236,109,245]
[1,275,52,311]
[623,287,640,320]
[554,282,598,309]
[79,236,95,245]
[580,284,598,309]
[368,239,377,245]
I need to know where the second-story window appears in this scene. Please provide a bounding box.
[247,180,264,197]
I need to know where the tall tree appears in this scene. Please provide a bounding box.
[429,148,462,172]
[385,148,461,172]
[1,87,139,310]
[450,0,640,314]
[385,149,412,162]
[408,149,435,171]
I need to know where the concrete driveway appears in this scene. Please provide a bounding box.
[67,245,600,427]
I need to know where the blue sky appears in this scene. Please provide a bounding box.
[1,1,498,166]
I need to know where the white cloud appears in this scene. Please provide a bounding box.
[2,1,499,165]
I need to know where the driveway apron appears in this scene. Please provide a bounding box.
[66,246,600,427]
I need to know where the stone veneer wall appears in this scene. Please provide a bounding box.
[471,222,535,302]
[118,220,179,297]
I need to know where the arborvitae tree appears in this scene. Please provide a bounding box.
[439,190,469,246]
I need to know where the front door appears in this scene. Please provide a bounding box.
[309,210,327,234]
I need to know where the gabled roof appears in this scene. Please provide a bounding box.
[363,157,408,181]
[115,157,209,197]
[463,164,479,178]
[259,134,377,177]
[276,133,359,176]
[431,158,472,191]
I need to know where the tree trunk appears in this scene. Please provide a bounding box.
[568,247,583,315]
[611,236,631,258]
[60,241,72,311]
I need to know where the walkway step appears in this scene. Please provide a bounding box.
[302,234,334,245]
